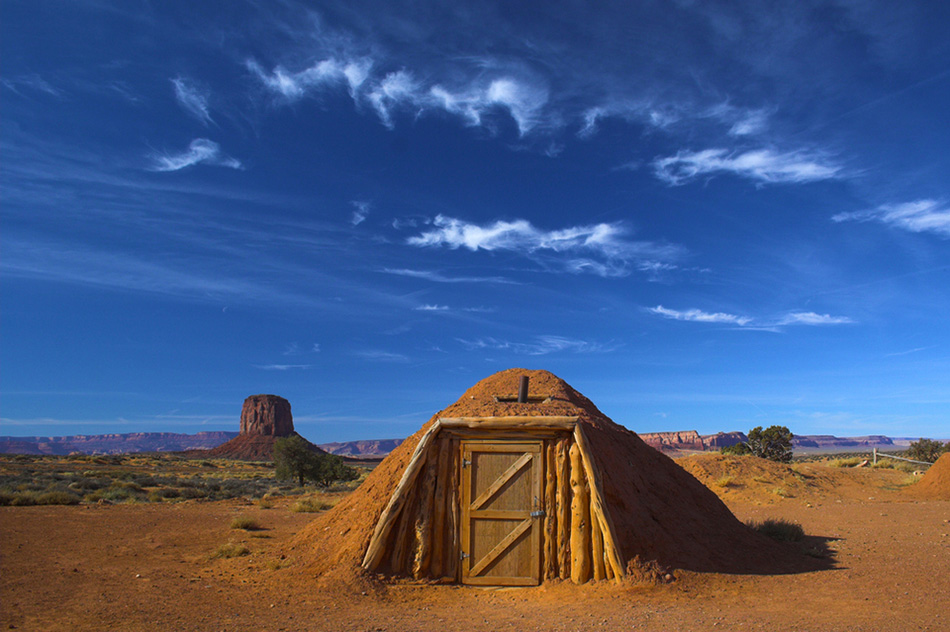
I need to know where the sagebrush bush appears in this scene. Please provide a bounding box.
[748,518,804,542]
[230,516,261,530]
[212,542,250,558]
[290,498,333,513]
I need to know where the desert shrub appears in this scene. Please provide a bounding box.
[747,426,794,463]
[721,443,751,456]
[68,477,110,491]
[714,475,736,488]
[290,498,333,513]
[212,543,250,559]
[829,457,864,468]
[230,516,261,530]
[179,486,208,499]
[9,492,37,506]
[906,438,950,463]
[748,518,804,542]
[771,487,791,498]
[34,491,81,505]
[0,491,16,506]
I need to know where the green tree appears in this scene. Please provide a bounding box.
[906,438,949,463]
[746,425,794,463]
[273,435,358,487]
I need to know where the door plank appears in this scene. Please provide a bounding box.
[468,518,532,577]
[470,452,533,511]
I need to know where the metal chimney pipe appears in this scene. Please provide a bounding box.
[518,375,529,403]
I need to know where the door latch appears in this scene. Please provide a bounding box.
[530,510,546,518]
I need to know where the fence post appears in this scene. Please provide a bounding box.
[873,447,877,465]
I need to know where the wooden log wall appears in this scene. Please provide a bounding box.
[374,427,622,584]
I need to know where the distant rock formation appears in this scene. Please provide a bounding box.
[207,394,323,461]
[701,431,748,449]
[318,439,404,457]
[239,394,294,436]
[793,435,894,449]
[639,430,706,452]
[0,432,237,456]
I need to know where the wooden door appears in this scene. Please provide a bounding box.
[460,441,543,586]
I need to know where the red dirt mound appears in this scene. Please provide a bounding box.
[288,369,816,585]
[908,452,950,499]
[677,453,837,504]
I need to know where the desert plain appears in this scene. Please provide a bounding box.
[2,453,948,632]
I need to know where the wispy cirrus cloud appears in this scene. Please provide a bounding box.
[148,138,242,172]
[251,55,551,136]
[254,364,311,370]
[832,199,950,237]
[648,305,752,326]
[414,304,496,313]
[775,312,854,326]
[1,74,62,98]
[458,335,618,356]
[381,268,517,284]
[648,306,853,329]
[652,148,842,185]
[355,350,410,363]
[405,215,680,278]
[172,77,213,125]
[246,58,371,101]
[415,304,449,312]
[350,200,371,226]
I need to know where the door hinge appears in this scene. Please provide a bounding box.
[530,510,546,519]
[462,459,471,468]
[460,551,470,559]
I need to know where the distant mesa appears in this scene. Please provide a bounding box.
[207,394,322,461]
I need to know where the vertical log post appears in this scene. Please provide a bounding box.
[390,481,420,574]
[570,442,592,584]
[591,509,606,581]
[444,439,460,581]
[556,438,571,579]
[412,451,439,578]
[543,440,558,580]
[429,439,451,578]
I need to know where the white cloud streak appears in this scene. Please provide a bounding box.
[406,215,679,278]
[649,306,854,329]
[381,268,517,284]
[775,312,854,326]
[148,138,242,172]
[832,200,950,237]
[459,335,617,356]
[254,364,311,370]
[653,148,842,185]
[649,305,752,326]
[355,350,410,362]
[172,77,213,125]
[415,304,449,311]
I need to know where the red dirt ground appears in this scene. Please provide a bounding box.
[3,465,948,631]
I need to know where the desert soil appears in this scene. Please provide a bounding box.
[2,465,948,632]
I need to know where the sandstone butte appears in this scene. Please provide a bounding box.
[207,394,322,461]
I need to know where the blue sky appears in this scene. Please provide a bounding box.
[3,0,949,442]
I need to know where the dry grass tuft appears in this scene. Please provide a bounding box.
[748,518,805,542]
[211,542,250,559]
[229,516,261,531]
